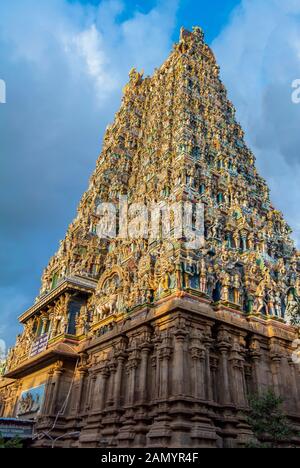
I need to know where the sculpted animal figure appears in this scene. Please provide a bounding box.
[97,294,118,320]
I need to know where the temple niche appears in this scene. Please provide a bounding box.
[1,27,300,448]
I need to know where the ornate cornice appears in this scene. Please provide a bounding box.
[19,275,97,323]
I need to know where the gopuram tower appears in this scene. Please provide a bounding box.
[1,27,300,448]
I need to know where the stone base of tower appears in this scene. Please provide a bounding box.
[2,294,300,448]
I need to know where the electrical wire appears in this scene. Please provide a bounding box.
[33,356,80,441]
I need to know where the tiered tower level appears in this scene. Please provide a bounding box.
[1,28,300,448]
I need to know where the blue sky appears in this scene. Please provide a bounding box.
[0,0,300,349]
[79,0,240,39]
[73,0,241,42]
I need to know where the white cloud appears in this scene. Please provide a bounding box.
[0,340,6,360]
[69,24,116,100]
[213,0,300,247]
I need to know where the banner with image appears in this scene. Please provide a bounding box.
[17,384,46,419]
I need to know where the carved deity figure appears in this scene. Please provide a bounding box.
[220,272,231,302]
[266,290,275,316]
[274,291,282,317]
[285,289,300,325]
[254,281,266,315]
[199,258,207,294]
[95,275,121,322]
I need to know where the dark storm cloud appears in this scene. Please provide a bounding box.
[0,0,179,346]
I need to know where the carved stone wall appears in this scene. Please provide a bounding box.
[22,299,299,449]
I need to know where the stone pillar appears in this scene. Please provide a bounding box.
[85,372,96,413]
[41,313,49,335]
[91,366,109,412]
[288,359,300,413]
[99,367,110,411]
[48,361,64,415]
[249,337,263,395]
[146,335,172,448]
[217,328,232,405]
[126,348,140,407]
[173,327,188,396]
[189,330,205,400]
[43,368,55,415]
[210,358,219,402]
[228,341,247,407]
[219,348,231,405]
[152,333,162,400]
[203,332,213,402]
[270,339,282,397]
[75,368,88,415]
[114,353,127,408]
[159,339,172,400]
[107,362,117,406]
[151,353,158,401]
[192,348,206,400]
[139,344,152,403]
[271,357,282,398]
[116,339,142,447]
